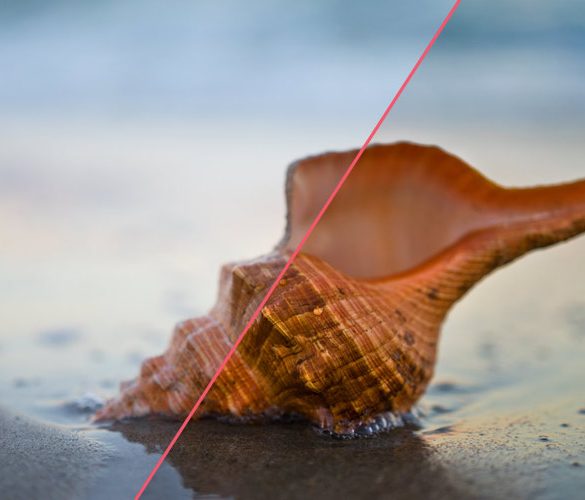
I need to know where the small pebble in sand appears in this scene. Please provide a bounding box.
[578,408,585,415]
[69,392,104,413]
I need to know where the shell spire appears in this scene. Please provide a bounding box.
[96,142,585,436]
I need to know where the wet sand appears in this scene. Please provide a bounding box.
[110,419,465,500]
[0,407,106,500]
[3,404,583,500]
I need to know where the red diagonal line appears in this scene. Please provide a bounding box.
[135,1,460,497]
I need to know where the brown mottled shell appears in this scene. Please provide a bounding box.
[96,142,585,435]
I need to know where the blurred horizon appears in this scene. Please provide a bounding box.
[0,0,584,125]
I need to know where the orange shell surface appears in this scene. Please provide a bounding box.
[96,143,585,435]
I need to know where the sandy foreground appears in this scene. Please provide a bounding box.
[1,395,584,500]
[0,407,106,499]
[0,405,489,500]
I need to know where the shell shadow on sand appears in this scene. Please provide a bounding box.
[110,418,468,500]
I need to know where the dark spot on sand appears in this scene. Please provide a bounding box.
[572,462,581,468]
[578,408,585,415]
[539,436,551,442]
[560,423,570,428]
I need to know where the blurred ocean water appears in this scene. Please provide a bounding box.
[0,0,583,123]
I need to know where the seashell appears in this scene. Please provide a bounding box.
[96,142,585,436]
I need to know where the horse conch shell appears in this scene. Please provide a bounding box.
[96,142,585,436]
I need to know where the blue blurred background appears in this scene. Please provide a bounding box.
[0,0,584,417]
[1,0,584,123]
